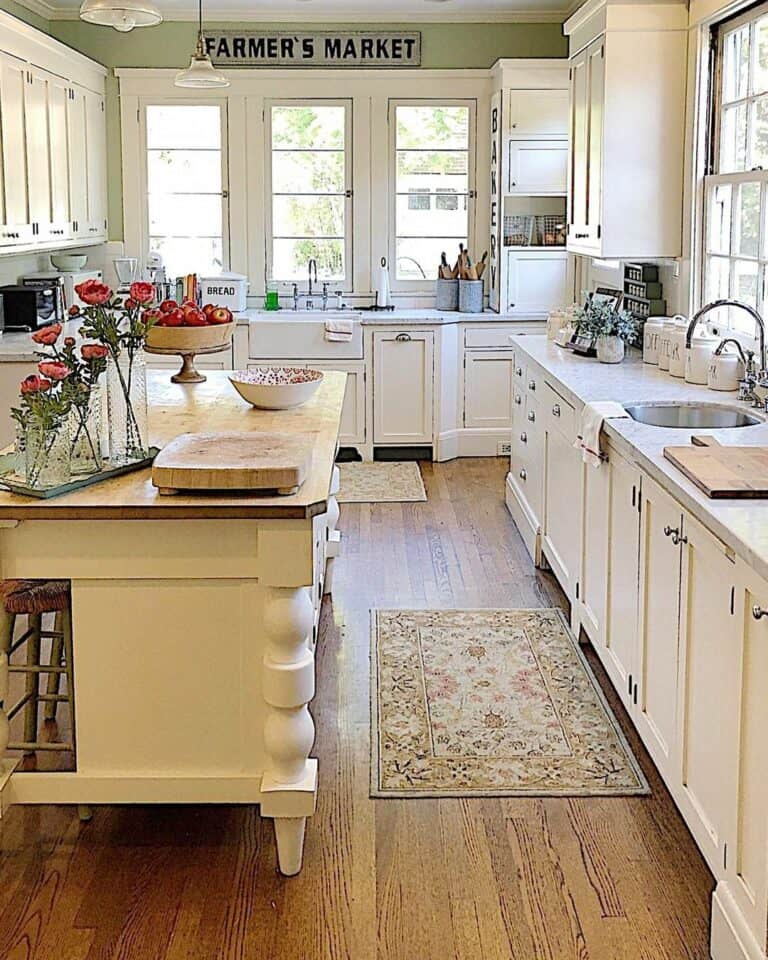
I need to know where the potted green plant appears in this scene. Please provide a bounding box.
[575,298,639,363]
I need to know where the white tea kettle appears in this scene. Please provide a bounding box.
[708,338,747,392]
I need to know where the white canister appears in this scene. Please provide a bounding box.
[685,334,719,385]
[708,344,746,392]
[657,318,679,371]
[200,272,249,312]
[668,324,689,378]
[643,317,665,365]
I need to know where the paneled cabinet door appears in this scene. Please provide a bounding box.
[636,475,683,778]
[602,449,640,707]
[726,560,768,952]
[84,87,107,239]
[47,74,71,243]
[568,44,589,243]
[300,361,366,446]
[542,422,581,600]
[567,36,604,253]
[0,53,32,247]
[675,515,740,877]
[463,350,514,429]
[506,250,569,316]
[508,141,568,195]
[25,67,52,242]
[67,84,89,239]
[509,89,569,139]
[373,331,434,445]
[579,455,609,646]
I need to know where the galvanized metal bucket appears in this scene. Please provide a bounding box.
[435,279,459,311]
[459,279,484,314]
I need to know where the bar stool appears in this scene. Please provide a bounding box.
[0,579,75,765]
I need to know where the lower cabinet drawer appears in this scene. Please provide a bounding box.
[464,326,519,349]
[542,380,576,441]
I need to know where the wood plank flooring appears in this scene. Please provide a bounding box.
[0,458,713,960]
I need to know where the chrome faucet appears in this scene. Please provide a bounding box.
[686,299,767,374]
[292,283,299,311]
[308,258,318,297]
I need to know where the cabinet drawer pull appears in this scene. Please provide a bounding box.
[514,395,522,405]
[515,366,522,376]
[395,333,411,342]
[527,411,536,422]
[519,469,527,481]
[552,403,561,417]
[753,605,768,620]
[520,432,527,443]
[528,379,536,391]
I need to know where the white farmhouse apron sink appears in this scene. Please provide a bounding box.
[249,312,363,360]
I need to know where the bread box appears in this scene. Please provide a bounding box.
[199,272,249,312]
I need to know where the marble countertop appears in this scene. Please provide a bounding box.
[512,335,768,581]
[241,308,539,327]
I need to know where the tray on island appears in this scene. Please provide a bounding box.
[0,447,160,500]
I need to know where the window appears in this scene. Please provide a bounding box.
[267,101,351,285]
[145,103,227,280]
[391,101,475,283]
[705,5,768,333]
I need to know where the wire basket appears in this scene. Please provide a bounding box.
[534,215,566,246]
[504,214,534,247]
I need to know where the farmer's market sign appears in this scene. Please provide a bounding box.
[205,31,422,68]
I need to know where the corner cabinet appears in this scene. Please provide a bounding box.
[373,330,434,445]
[0,12,108,255]
[564,0,688,259]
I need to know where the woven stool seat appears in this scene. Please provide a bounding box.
[3,580,70,616]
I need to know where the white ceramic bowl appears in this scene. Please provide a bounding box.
[229,367,324,410]
[50,254,87,271]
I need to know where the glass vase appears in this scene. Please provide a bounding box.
[25,419,71,489]
[14,421,26,480]
[107,350,149,465]
[70,384,103,476]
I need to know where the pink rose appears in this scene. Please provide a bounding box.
[129,281,154,305]
[38,361,71,381]
[81,343,109,361]
[75,279,112,306]
[31,323,62,346]
[64,336,76,347]
[20,375,52,395]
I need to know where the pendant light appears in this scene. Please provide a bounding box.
[175,0,230,88]
[79,0,162,31]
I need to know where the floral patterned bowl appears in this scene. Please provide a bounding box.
[229,367,324,409]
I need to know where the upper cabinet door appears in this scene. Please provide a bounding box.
[67,83,89,238]
[47,74,72,242]
[25,66,52,239]
[568,46,589,239]
[509,89,569,139]
[508,141,568,195]
[0,52,32,246]
[585,37,605,245]
[84,88,107,239]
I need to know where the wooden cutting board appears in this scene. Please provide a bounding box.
[151,432,313,496]
[663,436,768,499]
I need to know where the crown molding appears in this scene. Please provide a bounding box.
[12,0,573,23]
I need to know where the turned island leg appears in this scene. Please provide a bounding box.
[260,586,317,875]
[0,605,17,815]
[324,465,341,596]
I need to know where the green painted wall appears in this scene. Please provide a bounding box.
[47,19,567,240]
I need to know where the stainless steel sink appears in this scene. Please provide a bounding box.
[624,404,762,429]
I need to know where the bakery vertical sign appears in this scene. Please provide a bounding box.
[488,91,502,312]
[205,31,422,68]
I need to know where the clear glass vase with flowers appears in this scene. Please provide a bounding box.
[73,279,159,465]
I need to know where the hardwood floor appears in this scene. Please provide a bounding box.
[0,458,713,960]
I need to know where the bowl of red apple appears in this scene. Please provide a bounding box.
[144,299,235,383]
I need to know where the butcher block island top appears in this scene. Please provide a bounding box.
[0,370,347,520]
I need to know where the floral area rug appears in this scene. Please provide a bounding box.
[337,461,427,503]
[371,608,649,797]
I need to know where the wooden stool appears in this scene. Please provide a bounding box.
[0,579,75,764]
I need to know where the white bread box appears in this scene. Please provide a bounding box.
[200,272,249,312]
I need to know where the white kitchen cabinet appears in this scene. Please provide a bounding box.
[0,52,32,248]
[676,515,740,877]
[578,455,608,646]
[298,361,365,447]
[84,86,108,240]
[508,141,568,195]
[506,385,542,564]
[463,350,514,429]
[564,0,687,258]
[24,66,52,242]
[373,330,434,445]
[67,83,89,240]
[47,74,71,244]
[602,449,640,706]
[541,382,581,601]
[636,475,683,779]
[509,88,569,139]
[505,250,569,316]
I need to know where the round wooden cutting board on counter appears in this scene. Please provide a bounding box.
[151,432,314,496]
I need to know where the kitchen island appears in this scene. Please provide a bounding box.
[0,370,346,876]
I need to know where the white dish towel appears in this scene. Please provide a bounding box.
[324,317,353,343]
[577,401,630,467]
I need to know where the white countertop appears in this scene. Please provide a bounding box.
[512,335,768,581]
[241,307,538,326]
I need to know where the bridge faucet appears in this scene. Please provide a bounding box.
[308,258,318,297]
[686,299,766,374]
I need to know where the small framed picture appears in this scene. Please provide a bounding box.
[591,287,623,311]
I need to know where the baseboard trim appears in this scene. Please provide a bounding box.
[505,472,541,565]
[711,883,766,960]
[436,428,511,461]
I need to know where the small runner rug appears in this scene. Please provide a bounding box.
[337,461,427,503]
[371,608,649,798]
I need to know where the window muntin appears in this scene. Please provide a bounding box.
[391,101,474,283]
[267,101,351,285]
[145,103,227,280]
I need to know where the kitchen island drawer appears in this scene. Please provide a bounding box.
[464,326,519,349]
[542,380,576,441]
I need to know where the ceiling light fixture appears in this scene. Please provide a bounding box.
[79,0,162,31]
[175,0,230,88]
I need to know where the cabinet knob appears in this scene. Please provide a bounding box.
[514,395,522,405]
[753,605,768,620]
[664,525,687,546]
[519,469,527,481]
[395,332,411,342]
[552,403,561,417]
[520,432,527,443]
[527,411,536,422]
[528,379,536,391]
[515,367,522,376]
